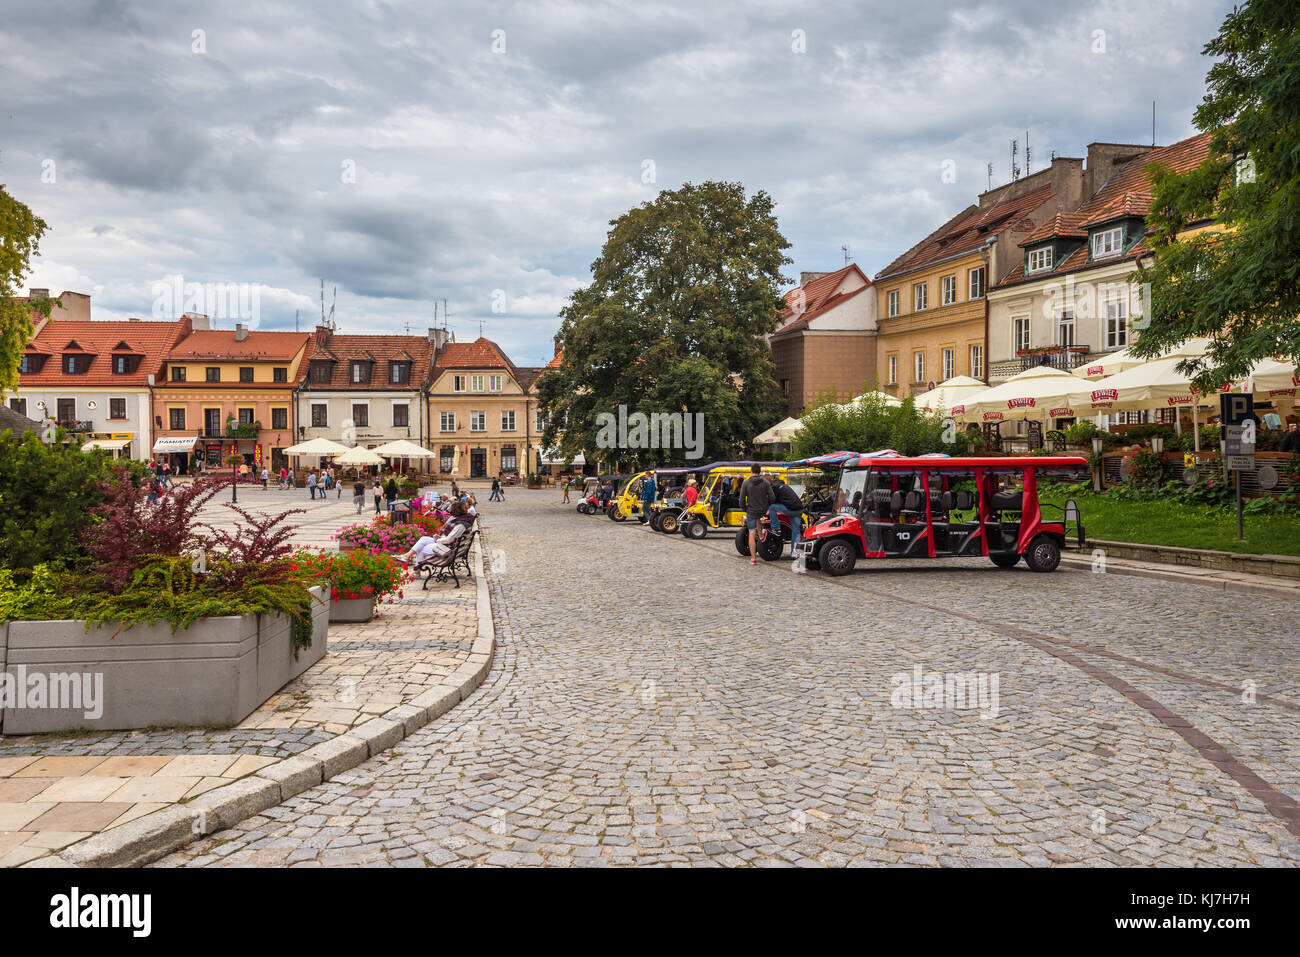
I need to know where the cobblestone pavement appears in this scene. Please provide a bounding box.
[157,489,1300,867]
[0,486,476,866]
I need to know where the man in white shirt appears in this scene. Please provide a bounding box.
[398,503,471,565]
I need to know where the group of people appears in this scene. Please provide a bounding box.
[396,497,478,567]
[488,474,508,502]
[738,465,805,566]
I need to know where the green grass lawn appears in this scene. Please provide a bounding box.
[1038,488,1300,557]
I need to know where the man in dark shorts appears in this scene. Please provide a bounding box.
[739,464,773,565]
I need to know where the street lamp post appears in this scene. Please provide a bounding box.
[232,456,238,503]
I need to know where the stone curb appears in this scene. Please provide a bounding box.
[1059,554,1300,599]
[34,538,496,869]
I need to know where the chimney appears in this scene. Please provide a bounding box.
[554,340,561,358]
[28,288,49,299]
[800,272,831,287]
[234,323,249,342]
[427,327,450,351]
[184,312,210,331]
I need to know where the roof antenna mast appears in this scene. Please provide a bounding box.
[841,244,851,267]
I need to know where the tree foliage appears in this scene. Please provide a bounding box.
[0,185,51,393]
[537,181,791,468]
[790,391,968,459]
[1133,0,1300,389]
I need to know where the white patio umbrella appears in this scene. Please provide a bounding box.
[1072,338,1211,380]
[911,375,989,415]
[333,445,386,467]
[283,437,350,456]
[371,439,436,458]
[956,365,1082,424]
[1250,357,1300,396]
[845,390,903,408]
[754,416,802,445]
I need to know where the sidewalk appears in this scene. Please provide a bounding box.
[1060,549,1300,598]
[0,490,494,868]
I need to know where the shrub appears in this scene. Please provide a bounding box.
[293,548,408,604]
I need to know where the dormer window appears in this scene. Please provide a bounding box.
[64,354,89,374]
[310,361,331,384]
[350,361,371,384]
[389,361,410,384]
[112,355,137,374]
[1091,227,1123,259]
[1027,247,1053,273]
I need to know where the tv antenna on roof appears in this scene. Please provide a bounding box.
[1010,139,1020,182]
[1025,130,1031,175]
[841,244,851,267]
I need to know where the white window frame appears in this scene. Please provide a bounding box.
[1056,309,1075,348]
[941,348,954,381]
[536,411,547,432]
[1106,297,1128,349]
[453,375,467,392]
[887,354,898,385]
[1027,247,1053,273]
[488,374,503,392]
[968,266,986,300]
[940,274,957,306]
[913,351,925,384]
[913,282,927,311]
[501,410,516,432]
[440,411,456,432]
[1013,316,1031,353]
[887,290,899,317]
[471,374,485,392]
[470,410,486,432]
[1091,227,1123,259]
[969,344,984,380]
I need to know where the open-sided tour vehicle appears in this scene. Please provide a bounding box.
[791,454,1087,575]
[678,463,827,542]
[576,474,623,515]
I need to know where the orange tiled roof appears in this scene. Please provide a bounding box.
[877,185,1054,280]
[546,349,563,369]
[20,319,188,388]
[297,331,434,390]
[166,330,310,361]
[1021,211,1088,245]
[433,337,518,373]
[773,264,872,336]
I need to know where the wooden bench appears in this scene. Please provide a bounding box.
[416,525,478,589]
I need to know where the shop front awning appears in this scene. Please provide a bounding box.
[82,438,131,451]
[541,450,585,466]
[153,436,198,453]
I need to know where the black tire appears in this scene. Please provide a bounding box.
[608,504,626,521]
[990,552,1020,569]
[1024,535,1061,573]
[818,538,857,576]
[757,530,784,561]
[685,519,708,540]
[734,527,750,556]
[660,512,680,535]
[649,510,663,531]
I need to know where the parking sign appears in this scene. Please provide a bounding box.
[1220,393,1255,426]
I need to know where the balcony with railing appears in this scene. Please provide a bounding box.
[989,345,1091,382]
[54,419,96,432]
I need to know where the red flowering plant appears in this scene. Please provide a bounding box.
[333,521,422,553]
[291,548,409,604]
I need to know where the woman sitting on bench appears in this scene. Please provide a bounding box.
[398,502,473,566]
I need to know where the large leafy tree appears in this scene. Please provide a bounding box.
[1133,0,1300,390]
[537,181,790,468]
[0,185,52,392]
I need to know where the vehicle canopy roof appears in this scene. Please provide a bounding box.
[783,451,862,467]
[840,454,1088,476]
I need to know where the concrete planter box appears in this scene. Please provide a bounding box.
[329,597,375,623]
[0,586,328,735]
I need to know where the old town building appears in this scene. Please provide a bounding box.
[769,265,877,416]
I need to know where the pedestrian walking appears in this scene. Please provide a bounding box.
[336,469,343,498]
[385,477,399,511]
[373,480,383,514]
[740,464,773,565]
[279,466,287,490]
[287,467,295,489]
[261,467,269,489]
[638,473,656,524]
[307,470,318,499]
[489,476,501,502]
[561,478,570,504]
[353,478,366,514]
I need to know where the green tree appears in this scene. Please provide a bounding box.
[1133,0,1300,390]
[790,392,965,459]
[537,181,790,468]
[0,185,52,392]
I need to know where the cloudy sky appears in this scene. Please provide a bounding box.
[2,0,1232,367]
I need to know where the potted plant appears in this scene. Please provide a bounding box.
[293,548,406,623]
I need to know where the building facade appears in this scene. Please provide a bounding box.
[8,311,186,460]
[150,321,309,473]
[425,337,544,479]
[294,326,440,462]
[769,265,877,416]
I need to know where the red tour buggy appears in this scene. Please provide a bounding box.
[792,454,1087,576]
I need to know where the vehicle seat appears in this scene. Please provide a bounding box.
[954,490,974,511]
[991,491,1022,511]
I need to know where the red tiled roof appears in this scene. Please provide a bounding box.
[433,337,518,373]
[877,185,1054,280]
[1021,211,1088,245]
[546,349,563,369]
[19,319,188,388]
[773,264,872,336]
[166,330,310,361]
[296,331,434,390]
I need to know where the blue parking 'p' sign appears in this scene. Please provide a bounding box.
[1220,393,1255,426]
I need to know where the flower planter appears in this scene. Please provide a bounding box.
[329,597,375,623]
[338,541,356,552]
[0,586,329,735]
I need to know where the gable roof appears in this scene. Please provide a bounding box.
[877,185,1054,281]
[297,331,434,390]
[999,131,1215,287]
[166,330,310,362]
[432,337,519,375]
[19,319,188,388]
[1021,211,1088,245]
[772,264,872,337]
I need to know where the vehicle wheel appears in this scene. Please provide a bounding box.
[803,551,821,572]
[818,539,856,576]
[660,512,680,535]
[608,504,626,521]
[734,527,750,556]
[1024,535,1061,573]
[649,511,663,531]
[758,530,784,561]
[990,552,1020,569]
[685,519,708,540]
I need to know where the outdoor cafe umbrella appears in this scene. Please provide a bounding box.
[332,445,386,467]
[844,390,903,408]
[282,437,350,456]
[954,365,1081,424]
[371,439,436,458]
[910,375,988,414]
[1250,357,1300,396]
[1071,337,1211,380]
[754,416,802,445]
